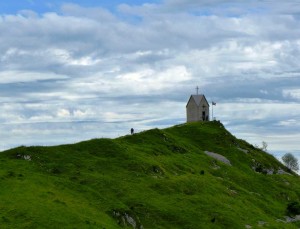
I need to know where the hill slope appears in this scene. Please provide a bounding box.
[0,121,300,228]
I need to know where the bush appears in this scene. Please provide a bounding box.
[282,153,299,172]
[287,201,300,216]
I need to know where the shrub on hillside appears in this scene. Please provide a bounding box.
[282,153,299,172]
[287,201,300,216]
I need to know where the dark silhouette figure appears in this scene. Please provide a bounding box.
[131,128,134,135]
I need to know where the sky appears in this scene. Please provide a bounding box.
[0,0,299,160]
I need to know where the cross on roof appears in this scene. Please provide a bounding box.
[196,86,199,95]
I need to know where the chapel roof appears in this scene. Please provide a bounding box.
[186,94,210,107]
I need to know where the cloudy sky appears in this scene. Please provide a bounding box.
[0,0,299,159]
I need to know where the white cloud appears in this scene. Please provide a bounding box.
[283,89,300,100]
[277,119,299,127]
[217,102,300,122]
[57,108,71,118]
[73,109,94,118]
[0,71,68,84]
[116,65,191,94]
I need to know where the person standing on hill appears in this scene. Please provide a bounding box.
[131,128,134,135]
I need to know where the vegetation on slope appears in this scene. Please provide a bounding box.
[0,121,299,228]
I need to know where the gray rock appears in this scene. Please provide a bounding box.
[125,213,136,228]
[257,221,267,226]
[276,218,286,223]
[238,148,249,154]
[205,151,231,166]
[16,154,31,161]
[277,168,292,175]
[24,155,31,161]
[266,169,274,175]
[284,215,300,222]
[112,210,143,229]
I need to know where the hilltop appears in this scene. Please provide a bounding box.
[0,121,300,228]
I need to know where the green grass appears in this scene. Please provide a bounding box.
[0,121,300,228]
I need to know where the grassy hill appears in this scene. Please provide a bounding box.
[0,121,300,228]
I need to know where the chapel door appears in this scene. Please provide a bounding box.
[202,111,205,121]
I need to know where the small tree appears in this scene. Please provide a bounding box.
[282,153,299,172]
[261,141,268,152]
[255,141,268,152]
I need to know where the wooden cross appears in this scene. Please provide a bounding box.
[196,86,199,95]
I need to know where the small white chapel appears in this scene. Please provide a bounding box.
[186,87,210,122]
